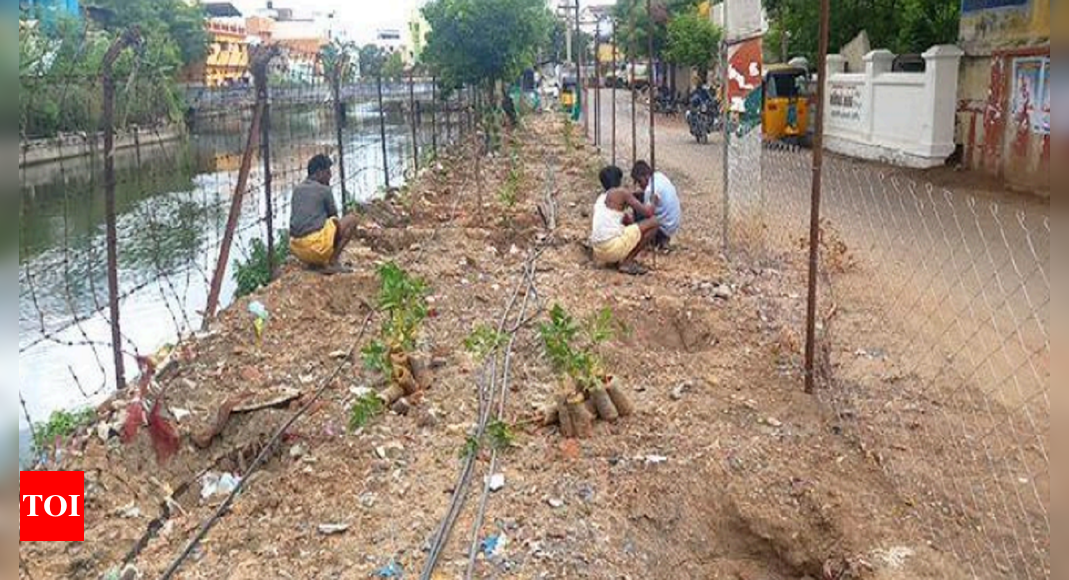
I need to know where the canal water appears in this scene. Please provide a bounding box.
[17,102,444,466]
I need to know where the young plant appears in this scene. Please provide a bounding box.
[486,419,516,451]
[459,434,481,459]
[363,262,431,379]
[32,408,96,454]
[538,304,620,392]
[349,392,385,431]
[464,324,509,361]
[234,231,290,298]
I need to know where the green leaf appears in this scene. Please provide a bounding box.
[349,393,385,431]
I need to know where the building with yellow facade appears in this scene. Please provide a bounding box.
[181,3,251,87]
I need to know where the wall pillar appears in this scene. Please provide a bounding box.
[862,49,894,140]
[920,45,965,159]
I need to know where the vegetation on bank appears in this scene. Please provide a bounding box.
[19,0,208,138]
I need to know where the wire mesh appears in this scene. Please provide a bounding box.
[19,38,471,464]
[727,139,1050,579]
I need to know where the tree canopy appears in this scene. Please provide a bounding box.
[664,10,721,78]
[765,0,960,64]
[86,0,208,73]
[421,0,553,90]
[613,0,702,59]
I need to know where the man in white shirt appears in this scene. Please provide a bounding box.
[629,161,681,249]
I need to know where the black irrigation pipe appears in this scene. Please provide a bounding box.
[157,313,374,580]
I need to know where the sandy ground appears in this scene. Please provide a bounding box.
[21,113,991,580]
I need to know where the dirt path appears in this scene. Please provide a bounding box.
[22,114,978,580]
[586,88,1050,579]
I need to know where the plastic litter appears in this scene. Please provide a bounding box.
[481,533,508,559]
[200,472,240,500]
[374,560,403,578]
[248,301,269,345]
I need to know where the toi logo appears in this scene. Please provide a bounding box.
[20,471,85,542]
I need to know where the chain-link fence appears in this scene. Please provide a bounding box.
[19,34,475,465]
[727,138,1050,579]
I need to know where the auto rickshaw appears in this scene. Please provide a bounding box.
[560,76,580,120]
[762,64,811,143]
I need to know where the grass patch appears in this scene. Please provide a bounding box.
[33,408,96,453]
[234,231,289,299]
[349,392,385,432]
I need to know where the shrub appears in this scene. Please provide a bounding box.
[234,231,289,299]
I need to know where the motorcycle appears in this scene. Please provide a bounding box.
[685,88,718,144]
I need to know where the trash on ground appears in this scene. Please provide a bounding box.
[200,472,240,500]
[481,533,508,559]
[317,523,350,536]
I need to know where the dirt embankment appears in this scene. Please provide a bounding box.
[21,115,968,580]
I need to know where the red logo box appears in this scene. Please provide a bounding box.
[20,471,85,542]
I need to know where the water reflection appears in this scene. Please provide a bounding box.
[17,104,446,450]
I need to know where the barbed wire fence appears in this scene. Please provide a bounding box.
[18,30,473,464]
[726,136,1050,578]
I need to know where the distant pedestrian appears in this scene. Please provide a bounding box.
[289,154,360,275]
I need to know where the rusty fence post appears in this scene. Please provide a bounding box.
[377,73,391,190]
[612,22,618,166]
[256,62,276,278]
[431,77,438,158]
[595,20,601,151]
[203,46,279,329]
[630,14,637,167]
[410,71,419,174]
[101,27,141,390]
[647,0,656,172]
[332,59,350,212]
[804,0,832,394]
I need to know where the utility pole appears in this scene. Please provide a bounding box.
[804,0,832,394]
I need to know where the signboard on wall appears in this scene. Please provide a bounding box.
[1012,56,1050,135]
[962,0,1028,12]
[828,82,863,122]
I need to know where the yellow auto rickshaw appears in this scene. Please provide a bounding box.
[762,65,811,143]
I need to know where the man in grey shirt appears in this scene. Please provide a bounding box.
[289,154,359,274]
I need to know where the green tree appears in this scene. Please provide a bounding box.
[383,50,406,80]
[765,0,960,65]
[613,0,701,60]
[88,0,208,68]
[664,10,721,81]
[421,0,553,92]
[359,44,386,78]
[320,40,358,82]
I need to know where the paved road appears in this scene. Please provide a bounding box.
[584,87,1051,580]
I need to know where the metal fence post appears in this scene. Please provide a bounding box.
[721,0,731,252]
[612,23,617,166]
[804,0,832,394]
[100,27,141,390]
[431,77,438,157]
[333,64,350,211]
[204,47,277,328]
[647,0,656,171]
[630,16,637,167]
[377,73,391,190]
[410,71,420,174]
[595,20,602,150]
[256,60,275,279]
